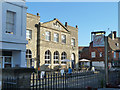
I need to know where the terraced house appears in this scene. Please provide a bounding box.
[26,13,78,70]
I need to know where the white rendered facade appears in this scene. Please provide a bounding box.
[0,0,27,68]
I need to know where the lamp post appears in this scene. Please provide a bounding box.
[105,36,108,87]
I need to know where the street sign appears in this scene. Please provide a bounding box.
[93,34,104,47]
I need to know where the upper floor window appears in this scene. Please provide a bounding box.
[54,33,59,42]
[100,52,102,57]
[26,30,32,39]
[71,38,75,46]
[45,31,51,41]
[6,10,15,34]
[61,34,66,44]
[114,52,116,58]
[91,52,95,58]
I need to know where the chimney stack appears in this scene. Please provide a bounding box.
[65,22,67,27]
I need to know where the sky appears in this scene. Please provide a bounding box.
[26,2,118,46]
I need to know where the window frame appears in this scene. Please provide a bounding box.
[54,33,59,42]
[61,34,66,44]
[71,38,75,46]
[61,52,67,65]
[114,52,116,58]
[99,52,102,57]
[54,51,59,65]
[45,31,51,41]
[26,49,33,68]
[6,10,16,34]
[91,52,96,58]
[45,50,51,65]
[26,29,32,39]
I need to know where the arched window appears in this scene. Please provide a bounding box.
[61,52,67,64]
[45,50,51,65]
[26,49,32,68]
[54,51,59,64]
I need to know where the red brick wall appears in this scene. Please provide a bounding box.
[89,42,105,61]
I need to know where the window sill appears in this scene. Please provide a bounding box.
[45,64,51,66]
[6,31,14,34]
[54,64,59,65]
[61,64,66,65]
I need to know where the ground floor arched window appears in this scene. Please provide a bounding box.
[45,50,51,65]
[26,49,33,68]
[61,52,67,64]
[54,51,59,64]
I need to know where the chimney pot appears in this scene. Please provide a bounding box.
[76,25,78,28]
[65,22,67,27]
[37,13,39,16]
[54,18,56,20]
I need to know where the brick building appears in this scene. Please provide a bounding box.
[79,31,120,69]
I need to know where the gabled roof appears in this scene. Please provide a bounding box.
[41,18,69,32]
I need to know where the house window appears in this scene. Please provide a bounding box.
[54,51,59,64]
[4,57,12,68]
[114,52,116,58]
[45,50,51,65]
[91,52,95,58]
[26,49,32,68]
[54,33,59,42]
[26,30,32,39]
[61,52,67,64]
[6,10,15,34]
[61,34,66,44]
[100,52,102,57]
[45,31,51,41]
[71,38,75,46]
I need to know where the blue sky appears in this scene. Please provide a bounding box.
[26,2,118,46]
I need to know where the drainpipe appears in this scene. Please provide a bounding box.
[35,22,40,69]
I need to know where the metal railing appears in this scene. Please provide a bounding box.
[31,71,105,89]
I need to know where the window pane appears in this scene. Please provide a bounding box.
[6,11,15,33]
[26,30,32,39]
[5,57,11,63]
[61,35,66,44]
[45,50,51,64]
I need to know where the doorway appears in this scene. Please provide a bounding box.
[71,53,75,69]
